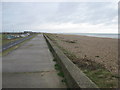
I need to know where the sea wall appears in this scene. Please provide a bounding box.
[43,34,99,89]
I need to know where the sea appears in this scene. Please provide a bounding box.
[60,33,119,39]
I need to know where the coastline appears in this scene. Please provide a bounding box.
[46,33,118,88]
[51,33,118,74]
[57,33,119,39]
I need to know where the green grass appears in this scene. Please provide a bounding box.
[83,68,118,88]
[2,34,24,46]
[1,45,18,56]
[2,38,23,46]
[46,33,118,88]
[53,58,66,84]
[1,35,36,56]
[55,63,61,70]
[57,71,64,78]
[55,64,64,78]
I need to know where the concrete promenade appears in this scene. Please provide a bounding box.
[2,34,66,88]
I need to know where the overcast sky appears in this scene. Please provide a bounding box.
[2,2,118,33]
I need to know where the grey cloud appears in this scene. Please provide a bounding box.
[44,2,117,25]
[2,2,117,32]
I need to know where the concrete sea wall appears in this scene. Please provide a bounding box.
[44,34,99,89]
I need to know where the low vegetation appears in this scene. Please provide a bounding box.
[53,58,67,84]
[1,34,36,56]
[2,34,23,45]
[45,33,118,88]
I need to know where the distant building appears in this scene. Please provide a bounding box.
[20,34,29,37]
[24,31,32,33]
[6,35,15,39]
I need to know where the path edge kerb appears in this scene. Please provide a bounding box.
[43,34,99,89]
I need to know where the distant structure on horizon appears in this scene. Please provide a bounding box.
[2,30,41,34]
[24,31,32,33]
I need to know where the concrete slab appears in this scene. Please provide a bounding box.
[2,34,66,88]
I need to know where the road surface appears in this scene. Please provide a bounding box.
[2,35,34,52]
[2,34,66,88]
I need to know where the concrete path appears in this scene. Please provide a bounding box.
[2,34,66,88]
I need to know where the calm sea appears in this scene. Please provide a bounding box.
[60,33,119,39]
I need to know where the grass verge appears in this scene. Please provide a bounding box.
[1,35,36,56]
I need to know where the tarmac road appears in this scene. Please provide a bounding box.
[2,35,34,52]
[2,34,66,88]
